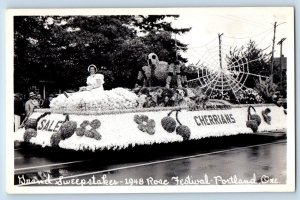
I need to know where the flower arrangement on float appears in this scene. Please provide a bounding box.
[50,87,139,112]
[14,99,286,152]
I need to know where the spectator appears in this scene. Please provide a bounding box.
[25,92,40,117]
[36,94,44,108]
[42,94,54,108]
[20,92,39,128]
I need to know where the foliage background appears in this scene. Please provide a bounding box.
[14,15,190,93]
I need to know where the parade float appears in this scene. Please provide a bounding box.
[14,53,287,152]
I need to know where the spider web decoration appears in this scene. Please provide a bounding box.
[186,35,270,102]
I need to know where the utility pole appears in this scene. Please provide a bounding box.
[270,21,277,84]
[277,38,286,94]
[218,33,224,69]
[218,33,224,99]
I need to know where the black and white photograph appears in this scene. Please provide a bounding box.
[6,7,295,193]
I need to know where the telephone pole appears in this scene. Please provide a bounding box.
[218,33,224,69]
[270,21,286,84]
[270,22,277,84]
[277,38,286,94]
[218,33,224,99]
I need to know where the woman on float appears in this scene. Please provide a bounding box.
[50,64,138,111]
[67,64,105,104]
[50,64,105,110]
[79,64,105,94]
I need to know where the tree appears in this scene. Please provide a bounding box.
[255,78,278,103]
[14,15,191,94]
[226,40,271,88]
[133,15,191,63]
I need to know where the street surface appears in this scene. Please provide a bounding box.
[14,134,286,186]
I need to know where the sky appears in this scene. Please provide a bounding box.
[171,8,293,66]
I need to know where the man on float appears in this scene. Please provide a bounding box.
[135,52,185,89]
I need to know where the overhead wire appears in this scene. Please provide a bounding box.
[187,37,218,49]
[226,14,269,28]
[216,14,268,29]
[222,27,273,40]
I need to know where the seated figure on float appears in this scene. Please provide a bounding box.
[50,64,138,112]
[63,64,104,99]
[79,64,104,93]
[135,53,187,88]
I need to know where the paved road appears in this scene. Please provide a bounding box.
[14,135,286,186]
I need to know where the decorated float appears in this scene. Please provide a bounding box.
[14,53,287,152]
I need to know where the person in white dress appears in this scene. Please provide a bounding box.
[54,64,105,109]
[79,64,104,93]
[50,64,139,111]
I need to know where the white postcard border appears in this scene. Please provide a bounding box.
[5,7,295,194]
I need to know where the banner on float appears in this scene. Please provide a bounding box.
[14,105,286,151]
